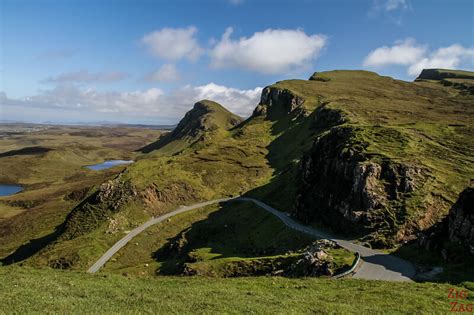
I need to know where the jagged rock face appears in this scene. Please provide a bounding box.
[417,188,474,259]
[312,104,347,129]
[295,127,424,245]
[253,86,307,118]
[448,188,474,255]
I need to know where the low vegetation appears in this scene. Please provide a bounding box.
[1,69,472,288]
[1,266,471,313]
[103,201,354,277]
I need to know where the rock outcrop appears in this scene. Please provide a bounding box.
[288,240,337,276]
[295,126,426,246]
[252,86,308,119]
[447,188,474,254]
[60,173,137,240]
[417,188,474,260]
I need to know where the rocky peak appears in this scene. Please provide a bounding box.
[172,100,241,138]
[140,100,242,153]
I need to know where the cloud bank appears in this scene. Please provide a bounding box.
[1,82,262,123]
[363,39,474,77]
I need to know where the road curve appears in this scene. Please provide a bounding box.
[88,197,416,281]
[87,198,234,273]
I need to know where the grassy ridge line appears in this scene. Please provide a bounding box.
[0,266,467,313]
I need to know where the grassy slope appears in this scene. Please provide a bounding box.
[102,201,354,277]
[0,126,161,260]
[28,110,289,268]
[22,70,473,272]
[1,266,472,313]
[273,71,473,229]
[140,100,242,155]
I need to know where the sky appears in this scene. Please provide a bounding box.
[0,0,473,125]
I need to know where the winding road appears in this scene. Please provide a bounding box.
[88,197,416,281]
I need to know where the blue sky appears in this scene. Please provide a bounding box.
[1,0,473,124]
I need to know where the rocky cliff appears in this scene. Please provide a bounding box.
[274,69,474,247]
[294,124,427,247]
[252,86,308,119]
[418,188,474,260]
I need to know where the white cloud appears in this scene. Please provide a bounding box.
[142,26,203,61]
[179,83,261,117]
[364,39,474,77]
[407,44,474,76]
[45,70,129,83]
[143,64,181,83]
[0,82,262,123]
[209,27,327,74]
[363,39,426,67]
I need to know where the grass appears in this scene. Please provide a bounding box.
[269,70,473,243]
[1,266,472,313]
[0,125,161,261]
[102,201,354,277]
[2,70,473,283]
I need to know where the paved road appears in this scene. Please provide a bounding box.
[88,197,416,281]
[87,198,234,273]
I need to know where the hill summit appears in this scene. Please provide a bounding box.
[141,100,242,153]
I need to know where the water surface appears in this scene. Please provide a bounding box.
[0,184,23,197]
[86,160,134,171]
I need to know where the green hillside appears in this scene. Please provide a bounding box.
[1,266,471,314]
[1,69,473,282]
[140,100,243,154]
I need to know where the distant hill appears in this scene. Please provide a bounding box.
[416,68,474,95]
[140,100,242,154]
[416,68,474,81]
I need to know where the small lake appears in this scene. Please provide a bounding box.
[0,184,23,197]
[86,160,134,171]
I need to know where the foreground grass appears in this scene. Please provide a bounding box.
[0,266,469,314]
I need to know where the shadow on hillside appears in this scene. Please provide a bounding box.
[152,200,313,275]
[1,223,63,265]
[0,146,52,158]
[390,240,474,284]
